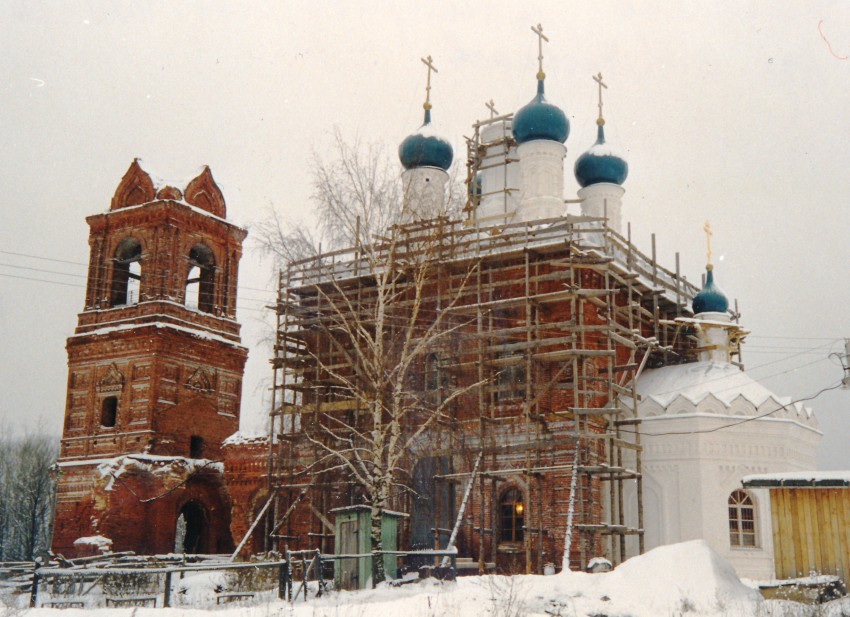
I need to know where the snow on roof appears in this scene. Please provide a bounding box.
[103,197,234,226]
[69,320,246,350]
[586,140,628,159]
[636,360,807,413]
[97,454,223,491]
[222,431,268,447]
[743,470,850,488]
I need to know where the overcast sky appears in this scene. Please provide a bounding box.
[1,2,847,469]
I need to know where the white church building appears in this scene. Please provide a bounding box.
[627,289,821,579]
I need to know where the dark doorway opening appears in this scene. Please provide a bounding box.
[100,396,118,427]
[175,501,207,554]
[189,435,204,458]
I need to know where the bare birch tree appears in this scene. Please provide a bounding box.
[257,132,480,582]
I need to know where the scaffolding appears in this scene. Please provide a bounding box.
[263,205,701,572]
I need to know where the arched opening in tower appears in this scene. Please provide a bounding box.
[175,501,208,554]
[110,237,142,306]
[186,243,216,313]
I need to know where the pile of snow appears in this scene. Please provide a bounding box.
[73,535,113,551]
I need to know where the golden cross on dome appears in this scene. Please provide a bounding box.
[704,220,713,267]
[593,72,608,126]
[531,23,549,81]
[421,55,438,111]
[485,99,498,118]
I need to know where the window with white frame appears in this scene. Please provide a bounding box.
[728,489,757,547]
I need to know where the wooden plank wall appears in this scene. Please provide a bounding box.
[770,488,850,581]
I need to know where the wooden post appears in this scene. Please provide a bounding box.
[302,553,308,601]
[278,559,287,600]
[537,474,543,574]
[29,567,39,608]
[286,547,293,600]
[315,549,324,597]
[163,571,172,607]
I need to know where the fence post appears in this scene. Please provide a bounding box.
[29,567,40,608]
[450,553,457,580]
[163,571,172,608]
[315,549,323,598]
[302,553,308,602]
[286,548,293,601]
[278,559,288,600]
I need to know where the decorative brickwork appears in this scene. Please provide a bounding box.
[53,162,247,557]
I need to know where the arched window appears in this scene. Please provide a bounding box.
[499,488,524,543]
[728,489,757,547]
[100,396,118,427]
[186,244,215,313]
[110,238,142,306]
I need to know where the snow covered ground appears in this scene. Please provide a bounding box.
[4,540,848,616]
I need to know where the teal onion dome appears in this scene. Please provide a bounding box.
[692,266,729,314]
[399,109,454,171]
[574,124,628,187]
[512,80,569,145]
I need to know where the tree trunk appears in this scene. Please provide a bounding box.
[370,507,385,585]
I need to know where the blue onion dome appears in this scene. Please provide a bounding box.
[399,108,454,171]
[692,265,729,314]
[512,79,569,145]
[574,122,629,187]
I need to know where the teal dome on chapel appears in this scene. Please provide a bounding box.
[692,266,729,314]
[512,79,569,145]
[399,109,454,171]
[574,123,628,187]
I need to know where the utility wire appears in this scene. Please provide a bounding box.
[0,249,275,295]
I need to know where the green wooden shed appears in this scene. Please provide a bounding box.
[331,505,408,590]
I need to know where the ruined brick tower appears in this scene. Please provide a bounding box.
[52,160,248,557]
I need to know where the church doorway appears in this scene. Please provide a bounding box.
[175,501,208,554]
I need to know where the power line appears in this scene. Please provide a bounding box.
[0,249,276,295]
[0,272,269,313]
[0,250,86,267]
[0,262,87,278]
[0,273,85,288]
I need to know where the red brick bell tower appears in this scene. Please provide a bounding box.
[52,160,248,557]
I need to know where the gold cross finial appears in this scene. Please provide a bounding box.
[593,72,607,126]
[704,220,713,268]
[421,55,438,111]
[531,23,549,81]
[485,99,498,119]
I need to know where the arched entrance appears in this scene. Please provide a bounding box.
[175,501,208,554]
